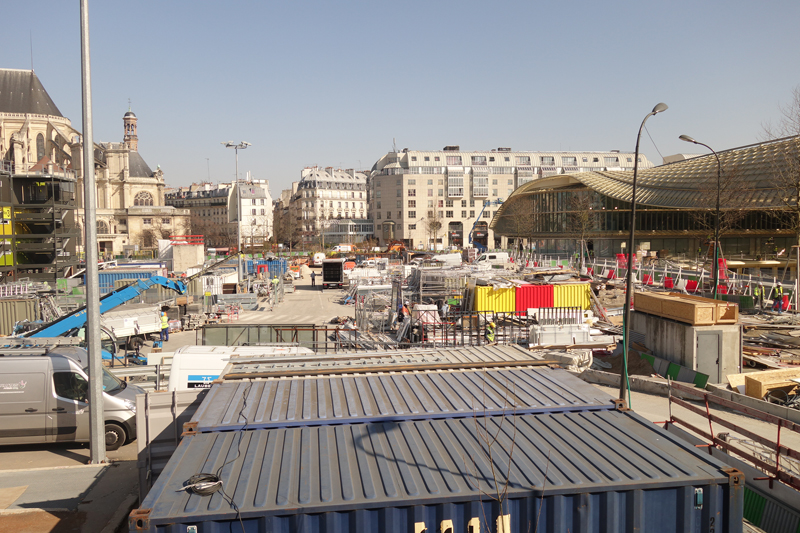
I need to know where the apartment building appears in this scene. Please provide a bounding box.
[369,146,654,249]
[166,179,272,250]
[294,166,370,245]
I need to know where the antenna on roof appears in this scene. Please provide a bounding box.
[128,98,131,111]
[392,138,397,153]
[30,31,34,71]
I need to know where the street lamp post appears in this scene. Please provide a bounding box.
[620,103,668,408]
[679,135,722,300]
[222,141,250,283]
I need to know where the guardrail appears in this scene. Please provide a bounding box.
[109,364,169,392]
[662,380,800,490]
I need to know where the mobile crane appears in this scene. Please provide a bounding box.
[468,199,503,253]
[19,255,239,359]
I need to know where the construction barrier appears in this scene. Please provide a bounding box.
[515,284,554,315]
[473,285,515,313]
[553,283,591,310]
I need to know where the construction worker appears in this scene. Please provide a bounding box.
[160,312,169,342]
[754,282,764,310]
[485,320,496,344]
[773,282,785,313]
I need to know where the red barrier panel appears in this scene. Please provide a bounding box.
[664,277,674,289]
[515,284,554,315]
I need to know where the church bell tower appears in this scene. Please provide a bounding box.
[123,108,138,151]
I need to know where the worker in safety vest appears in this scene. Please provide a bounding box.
[753,282,764,310]
[772,282,785,313]
[160,312,169,342]
[485,320,496,344]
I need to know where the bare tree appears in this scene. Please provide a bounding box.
[566,189,600,268]
[688,161,749,261]
[425,210,443,250]
[139,217,172,249]
[762,86,800,247]
[495,195,540,252]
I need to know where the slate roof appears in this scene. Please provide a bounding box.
[128,151,154,177]
[0,69,62,117]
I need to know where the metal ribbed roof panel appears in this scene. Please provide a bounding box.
[190,367,615,431]
[135,410,738,532]
[218,344,557,379]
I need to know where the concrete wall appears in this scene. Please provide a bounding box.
[632,311,742,383]
[172,244,204,273]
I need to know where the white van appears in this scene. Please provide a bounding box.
[431,252,463,267]
[331,245,354,253]
[475,252,510,265]
[312,252,326,266]
[0,346,144,450]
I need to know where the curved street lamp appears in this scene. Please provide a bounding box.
[620,103,668,408]
[679,134,722,300]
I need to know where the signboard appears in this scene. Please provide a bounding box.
[187,374,219,389]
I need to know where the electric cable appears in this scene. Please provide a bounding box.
[179,380,253,533]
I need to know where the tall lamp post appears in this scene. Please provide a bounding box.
[222,141,250,283]
[679,135,722,300]
[620,103,668,408]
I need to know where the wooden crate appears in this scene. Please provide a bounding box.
[634,292,738,325]
[176,295,194,306]
[660,297,716,325]
[634,292,667,316]
[744,368,800,399]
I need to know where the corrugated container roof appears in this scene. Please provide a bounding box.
[190,367,615,431]
[217,344,559,379]
[136,410,732,529]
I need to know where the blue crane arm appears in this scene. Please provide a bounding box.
[25,276,187,338]
[468,201,490,252]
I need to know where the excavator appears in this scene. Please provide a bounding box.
[385,240,406,253]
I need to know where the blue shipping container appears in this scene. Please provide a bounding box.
[92,270,160,294]
[131,410,743,533]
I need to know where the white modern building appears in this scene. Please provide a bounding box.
[369,146,655,250]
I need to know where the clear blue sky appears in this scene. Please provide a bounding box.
[5,1,800,193]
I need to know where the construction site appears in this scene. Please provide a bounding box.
[4,242,800,532]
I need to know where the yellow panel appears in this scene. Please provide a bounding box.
[474,285,516,313]
[553,283,591,310]
[2,207,10,219]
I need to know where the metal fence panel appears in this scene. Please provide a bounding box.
[135,389,208,502]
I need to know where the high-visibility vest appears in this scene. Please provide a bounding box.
[776,286,784,297]
[754,287,761,297]
[161,315,168,329]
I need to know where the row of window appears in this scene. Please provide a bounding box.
[404,155,639,165]
[302,190,364,199]
[95,217,170,233]
[303,201,365,209]
[376,210,492,221]
[381,178,515,187]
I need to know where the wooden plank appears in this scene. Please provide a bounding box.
[744,368,800,399]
